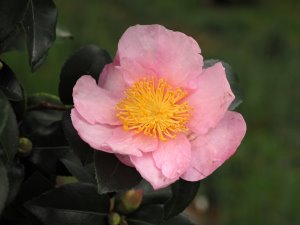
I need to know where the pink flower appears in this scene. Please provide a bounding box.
[71,25,246,189]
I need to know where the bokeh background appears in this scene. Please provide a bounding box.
[2,0,300,224]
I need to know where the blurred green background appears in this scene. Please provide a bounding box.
[2,0,300,224]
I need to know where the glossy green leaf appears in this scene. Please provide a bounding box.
[28,146,71,175]
[60,152,96,184]
[62,111,94,165]
[10,85,27,121]
[142,189,171,206]
[4,162,24,205]
[0,159,9,214]
[25,183,110,225]
[59,45,112,105]
[22,0,57,71]
[0,95,19,163]
[204,59,243,110]
[0,60,22,101]
[14,171,53,207]
[0,0,28,52]
[127,204,197,225]
[0,90,9,136]
[164,179,200,219]
[94,151,142,194]
[20,93,67,147]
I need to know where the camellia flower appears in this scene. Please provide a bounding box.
[71,25,246,189]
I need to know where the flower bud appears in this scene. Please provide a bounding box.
[108,212,121,225]
[18,137,33,157]
[116,189,143,214]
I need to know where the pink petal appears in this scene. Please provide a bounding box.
[70,109,113,153]
[118,24,203,89]
[106,128,159,157]
[130,153,177,189]
[73,75,121,126]
[105,127,142,156]
[98,63,128,97]
[181,111,246,181]
[153,134,191,179]
[115,154,134,167]
[187,62,235,134]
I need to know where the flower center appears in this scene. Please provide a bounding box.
[116,78,192,141]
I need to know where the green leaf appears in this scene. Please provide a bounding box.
[10,85,27,121]
[20,93,67,147]
[127,205,163,225]
[0,0,28,51]
[204,59,243,110]
[13,171,53,210]
[0,94,19,163]
[24,183,110,225]
[0,159,9,214]
[60,152,96,184]
[5,162,24,205]
[0,60,23,101]
[164,179,200,219]
[62,111,94,165]
[127,205,197,225]
[59,45,112,105]
[94,151,142,194]
[142,189,171,206]
[0,90,9,136]
[22,0,57,71]
[28,146,71,175]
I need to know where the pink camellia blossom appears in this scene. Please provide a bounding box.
[71,25,246,189]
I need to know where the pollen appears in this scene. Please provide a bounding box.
[116,78,192,141]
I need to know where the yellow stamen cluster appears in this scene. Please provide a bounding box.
[116,78,192,141]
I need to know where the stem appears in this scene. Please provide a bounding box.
[27,101,72,111]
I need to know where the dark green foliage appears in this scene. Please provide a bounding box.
[23,0,57,71]
[59,45,112,105]
[94,151,142,194]
[0,0,28,52]
[127,204,196,225]
[20,93,67,147]
[62,111,94,165]
[164,179,200,219]
[0,60,22,101]
[0,91,10,136]
[0,160,9,214]
[0,91,19,164]
[60,153,96,184]
[25,183,110,225]
[0,0,57,71]
[4,162,25,205]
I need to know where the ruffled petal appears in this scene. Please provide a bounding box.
[106,128,159,157]
[187,62,235,134]
[70,109,113,153]
[130,153,177,189]
[105,127,142,156]
[98,63,128,97]
[115,154,134,167]
[181,111,246,181]
[153,134,191,179]
[118,24,203,89]
[73,75,121,125]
